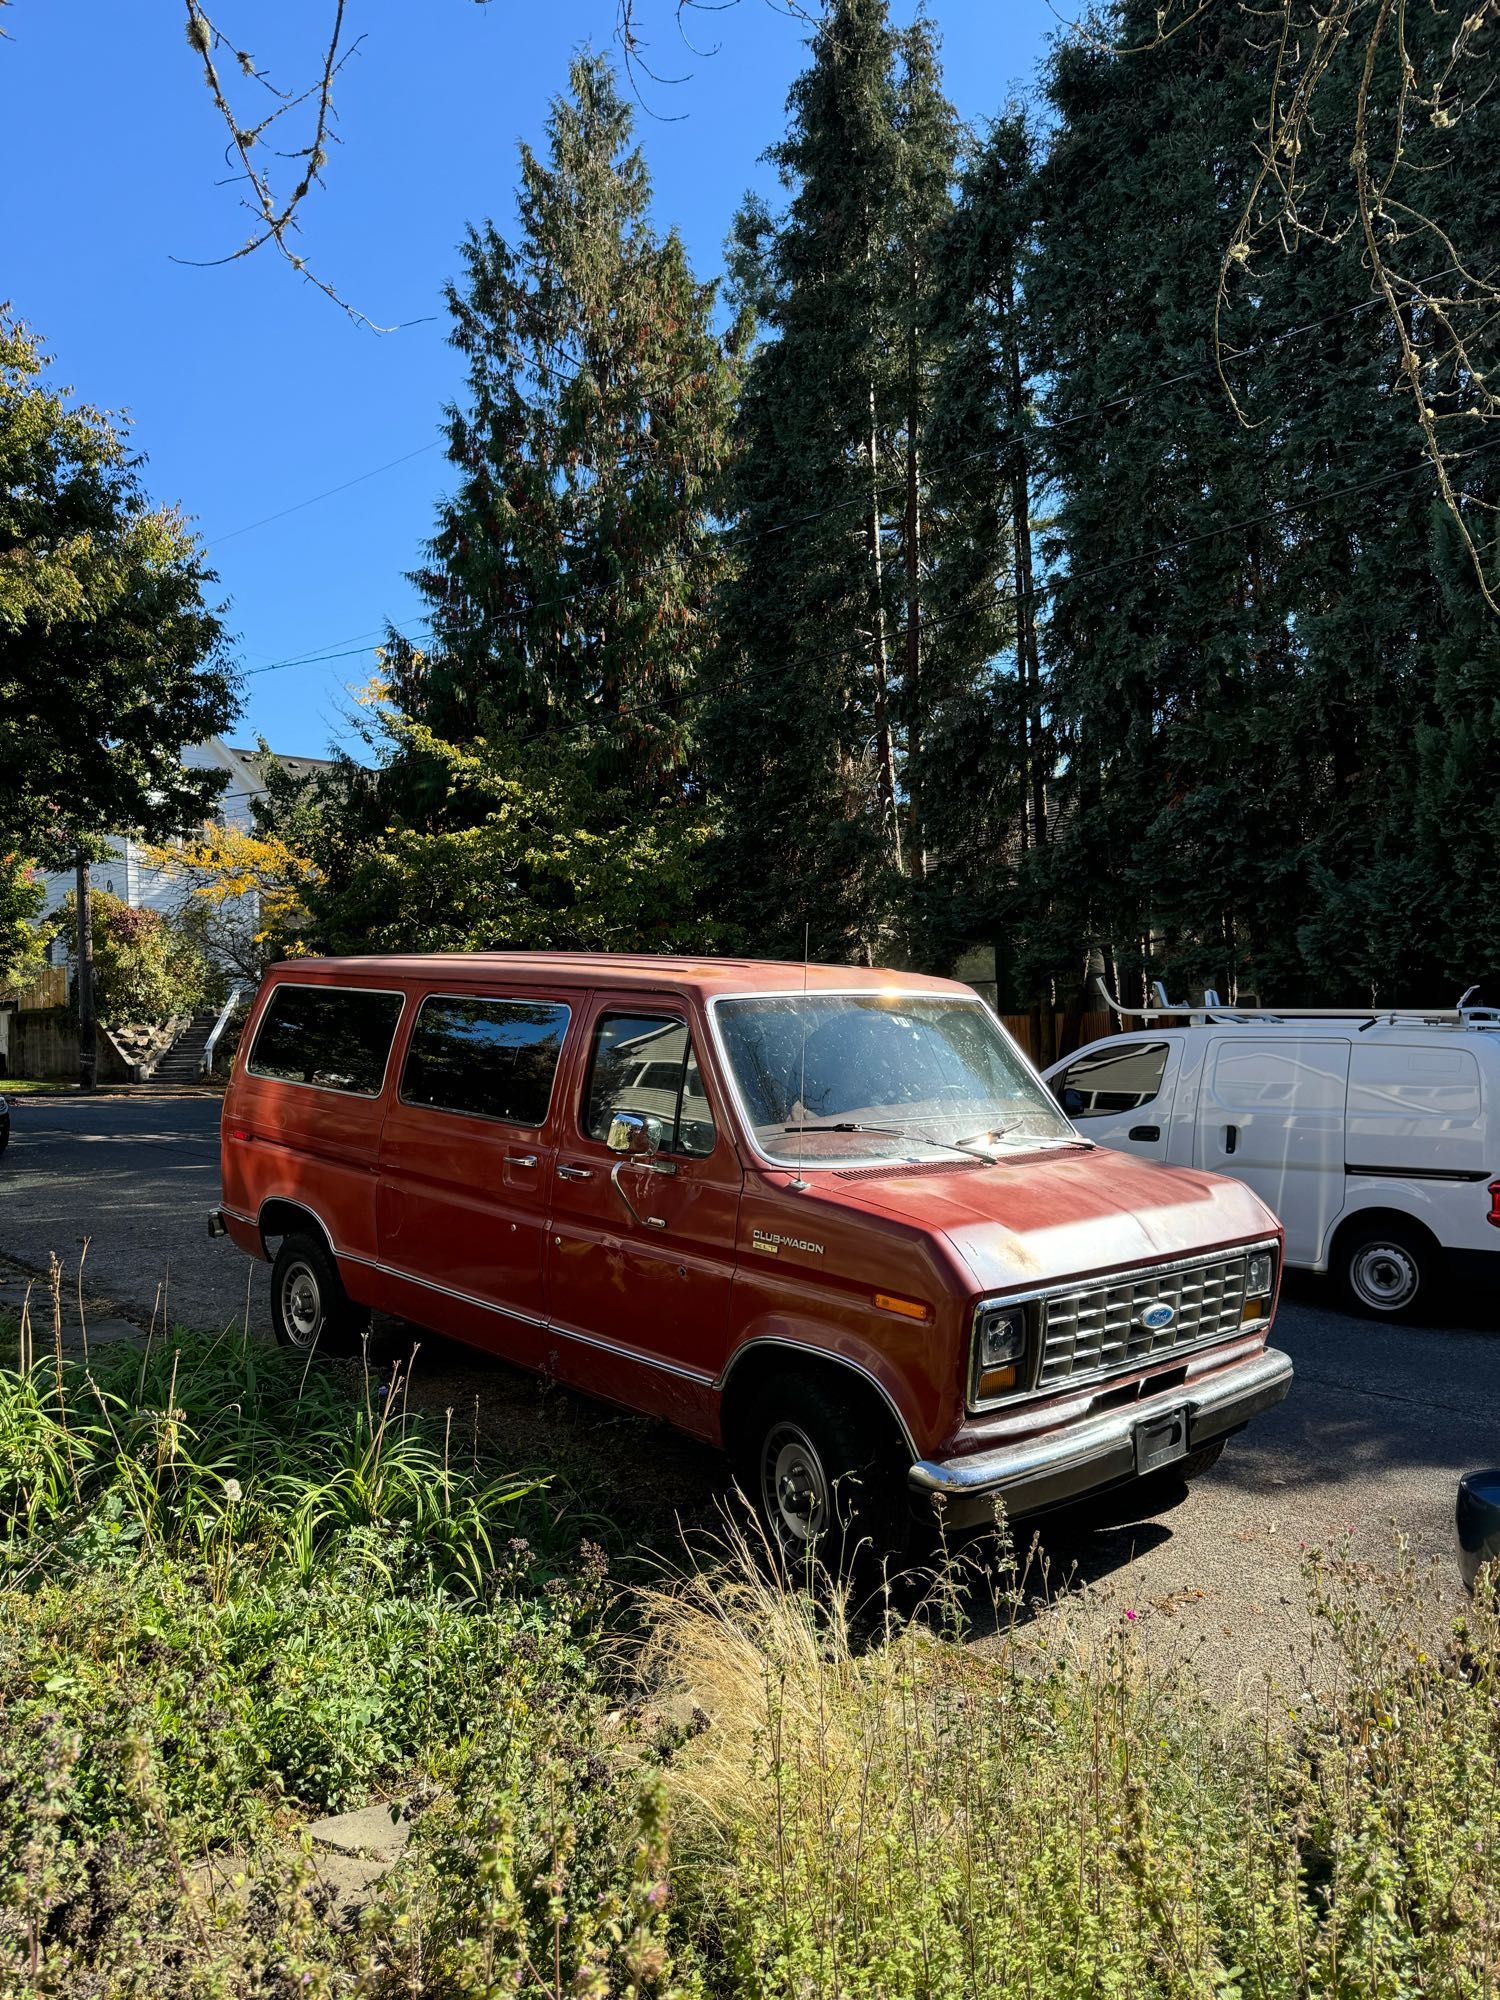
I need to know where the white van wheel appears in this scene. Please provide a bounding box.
[1337,1222,1431,1322]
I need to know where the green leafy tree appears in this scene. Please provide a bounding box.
[0,854,44,989]
[260,695,715,956]
[51,890,209,1024]
[0,310,236,1075]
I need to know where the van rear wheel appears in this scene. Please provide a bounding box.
[270,1233,367,1357]
[1336,1219,1433,1323]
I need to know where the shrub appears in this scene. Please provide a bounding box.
[53,887,210,1023]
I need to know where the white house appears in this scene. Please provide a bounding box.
[37,738,336,923]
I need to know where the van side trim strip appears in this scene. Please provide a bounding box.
[254,1199,715,1390]
[1344,1163,1491,1183]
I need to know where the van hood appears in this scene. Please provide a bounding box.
[810,1144,1278,1295]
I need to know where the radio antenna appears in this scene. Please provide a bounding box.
[790,921,810,1191]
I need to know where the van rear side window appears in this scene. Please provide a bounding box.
[400,996,571,1126]
[248,986,404,1096]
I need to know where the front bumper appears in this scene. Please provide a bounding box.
[909,1344,1293,1530]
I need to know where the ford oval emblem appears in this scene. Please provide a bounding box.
[1139,1302,1176,1332]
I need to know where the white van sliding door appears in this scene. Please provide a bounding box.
[1195,1038,1350,1265]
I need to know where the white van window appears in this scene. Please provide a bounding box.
[1209,1042,1348,1112]
[1056,1042,1169,1117]
[1347,1043,1484,1173]
[248,986,404,1096]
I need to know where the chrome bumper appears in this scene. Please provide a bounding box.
[909,1345,1293,1530]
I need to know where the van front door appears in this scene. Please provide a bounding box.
[1194,1036,1351,1265]
[1047,1038,1181,1158]
[544,1001,741,1436]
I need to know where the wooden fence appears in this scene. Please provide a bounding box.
[998,1008,1112,1068]
[0,965,68,1009]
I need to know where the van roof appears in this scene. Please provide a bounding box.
[267,952,971,1000]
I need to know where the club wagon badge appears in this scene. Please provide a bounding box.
[1138,1301,1176,1332]
[752,1227,825,1258]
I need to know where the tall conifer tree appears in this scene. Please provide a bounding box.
[707,1,979,964]
[389,50,740,794]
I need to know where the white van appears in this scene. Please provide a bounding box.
[1042,993,1500,1320]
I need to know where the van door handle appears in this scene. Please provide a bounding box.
[507,1153,539,1169]
[557,1164,593,1180]
[1128,1125,1160,1142]
[1224,1125,1239,1155]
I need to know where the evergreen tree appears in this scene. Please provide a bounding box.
[337,51,740,954]
[388,51,736,781]
[707,1,978,965]
[1022,0,1499,1007]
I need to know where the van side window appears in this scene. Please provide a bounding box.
[248,986,404,1096]
[1056,1041,1169,1117]
[583,1013,717,1158]
[401,996,571,1126]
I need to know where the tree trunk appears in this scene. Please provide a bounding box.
[867,385,902,874]
[75,854,97,1094]
[904,282,925,881]
[1003,262,1046,853]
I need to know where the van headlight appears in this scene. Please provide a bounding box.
[971,1302,1028,1406]
[1243,1248,1276,1322]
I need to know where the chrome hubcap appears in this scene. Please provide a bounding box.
[281,1260,323,1348]
[761,1422,830,1548]
[1351,1242,1419,1311]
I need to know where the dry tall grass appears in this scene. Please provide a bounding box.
[640,1522,1500,2000]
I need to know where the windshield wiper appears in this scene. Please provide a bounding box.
[782,1121,986,1162]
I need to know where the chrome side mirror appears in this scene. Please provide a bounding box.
[606,1109,664,1158]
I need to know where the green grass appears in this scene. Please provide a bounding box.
[0,1314,1496,1997]
[0,1076,79,1094]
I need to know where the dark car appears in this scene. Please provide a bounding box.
[1456,1469,1500,1592]
[0,1093,9,1154]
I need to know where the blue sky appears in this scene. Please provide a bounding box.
[1,1,1056,757]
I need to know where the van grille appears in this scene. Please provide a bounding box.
[1036,1251,1252,1391]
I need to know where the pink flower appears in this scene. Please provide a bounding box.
[1124,1609,1138,1622]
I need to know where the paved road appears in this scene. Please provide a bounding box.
[1,1092,1495,1692]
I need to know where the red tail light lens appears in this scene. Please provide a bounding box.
[1487,1180,1500,1229]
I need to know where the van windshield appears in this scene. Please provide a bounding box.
[714,993,1075,1166]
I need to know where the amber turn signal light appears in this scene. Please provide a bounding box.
[875,1292,930,1321]
[975,1364,1017,1400]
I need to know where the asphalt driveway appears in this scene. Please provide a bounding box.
[1,1090,1494,1693]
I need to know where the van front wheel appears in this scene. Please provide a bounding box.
[739,1373,908,1577]
[270,1233,367,1357]
[1336,1220,1433,1323]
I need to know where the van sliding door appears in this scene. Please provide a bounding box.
[1195,1037,1350,1266]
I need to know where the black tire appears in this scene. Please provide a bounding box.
[1335,1218,1434,1323]
[737,1371,909,1578]
[269,1233,367,1357]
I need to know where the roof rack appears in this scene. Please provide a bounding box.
[1094,977,1500,1029]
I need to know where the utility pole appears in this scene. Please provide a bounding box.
[75,853,97,1093]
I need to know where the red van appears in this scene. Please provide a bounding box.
[215,954,1290,1556]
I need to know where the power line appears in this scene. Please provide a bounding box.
[207,443,441,548]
